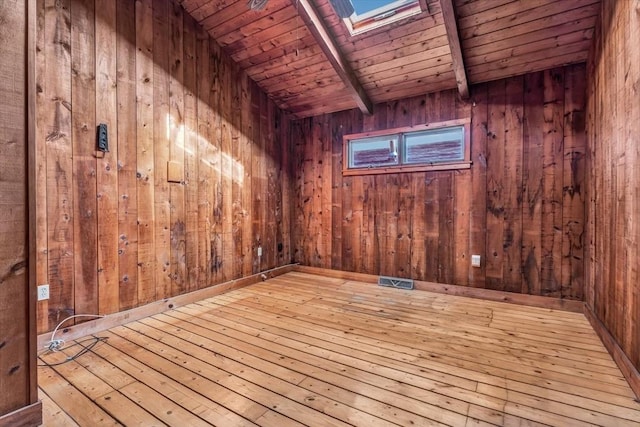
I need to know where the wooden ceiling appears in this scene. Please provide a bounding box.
[178,0,600,118]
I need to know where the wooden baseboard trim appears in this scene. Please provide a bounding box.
[37,264,297,349]
[292,265,585,313]
[0,401,42,427]
[584,305,640,400]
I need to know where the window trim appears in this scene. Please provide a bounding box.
[342,118,471,176]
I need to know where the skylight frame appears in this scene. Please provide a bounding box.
[342,0,422,36]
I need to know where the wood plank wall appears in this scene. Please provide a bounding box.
[290,64,587,299]
[35,0,292,333]
[586,0,640,372]
[0,0,39,420]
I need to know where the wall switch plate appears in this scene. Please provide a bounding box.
[37,284,50,301]
[471,255,481,268]
[257,246,263,257]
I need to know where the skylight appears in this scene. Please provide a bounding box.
[343,0,421,36]
[351,0,402,16]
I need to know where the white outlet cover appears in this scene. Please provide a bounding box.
[471,255,481,268]
[37,284,50,301]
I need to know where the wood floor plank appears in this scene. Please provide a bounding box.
[39,271,640,427]
[93,331,269,426]
[96,390,167,427]
[206,294,633,397]
[38,365,120,426]
[39,388,80,427]
[179,300,639,418]
[111,323,401,427]
[147,311,464,426]
[180,300,638,413]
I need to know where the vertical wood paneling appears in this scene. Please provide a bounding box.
[135,0,155,306]
[183,12,198,293]
[292,66,586,299]
[196,25,212,289]
[485,79,506,290]
[0,0,35,415]
[468,84,488,288]
[586,0,640,373]
[35,0,49,329]
[240,66,253,276]
[45,0,74,328]
[169,1,186,296]
[35,0,292,333]
[95,0,119,314]
[231,60,243,278]
[502,76,524,293]
[153,0,171,300]
[522,71,544,295]
[71,0,97,317]
[541,68,565,297]
[562,64,586,300]
[116,0,138,311]
[453,96,472,286]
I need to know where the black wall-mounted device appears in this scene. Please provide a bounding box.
[97,123,109,152]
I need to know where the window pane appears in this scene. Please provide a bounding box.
[349,135,399,168]
[403,126,464,164]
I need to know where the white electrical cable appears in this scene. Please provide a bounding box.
[45,314,105,352]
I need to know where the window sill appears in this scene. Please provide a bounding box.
[342,161,472,176]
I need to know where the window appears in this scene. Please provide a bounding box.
[344,0,422,36]
[342,118,471,176]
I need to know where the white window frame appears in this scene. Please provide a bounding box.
[342,118,471,176]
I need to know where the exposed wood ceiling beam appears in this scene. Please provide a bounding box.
[440,0,469,99]
[292,0,373,115]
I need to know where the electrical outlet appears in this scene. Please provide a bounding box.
[37,284,50,301]
[257,246,263,257]
[471,255,481,268]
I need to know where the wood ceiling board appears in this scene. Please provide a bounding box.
[367,73,458,103]
[467,38,592,75]
[354,45,452,74]
[286,97,358,118]
[193,1,248,26]
[246,51,329,82]
[350,32,449,69]
[239,35,320,69]
[259,63,340,91]
[465,28,595,68]
[364,69,456,91]
[223,14,303,53]
[270,80,345,103]
[345,26,448,63]
[467,46,589,84]
[360,58,454,81]
[460,4,599,49]
[244,42,322,79]
[231,28,315,64]
[180,0,224,19]
[213,6,298,47]
[456,0,561,29]
[462,16,597,61]
[454,0,515,17]
[458,0,600,39]
[337,13,443,52]
[361,61,455,88]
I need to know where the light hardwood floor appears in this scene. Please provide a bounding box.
[38,272,640,426]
